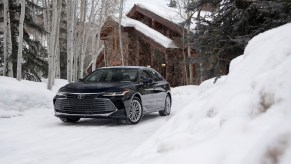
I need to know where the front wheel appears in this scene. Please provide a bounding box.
[59,117,80,123]
[127,97,143,124]
[159,95,171,116]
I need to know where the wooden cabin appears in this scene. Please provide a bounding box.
[89,4,199,87]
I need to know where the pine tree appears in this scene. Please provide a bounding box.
[187,0,291,81]
[0,0,48,81]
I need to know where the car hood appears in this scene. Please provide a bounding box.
[60,81,135,93]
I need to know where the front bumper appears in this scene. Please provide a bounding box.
[54,93,129,119]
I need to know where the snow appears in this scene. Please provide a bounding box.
[0,77,67,118]
[0,78,198,164]
[1,23,291,164]
[125,23,291,164]
[111,0,212,49]
[121,17,178,48]
[124,0,211,30]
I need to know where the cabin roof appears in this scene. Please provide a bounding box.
[127,4,183,35]
[121,17,178,49]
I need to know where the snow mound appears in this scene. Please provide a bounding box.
[0,77,67,118]
[128,23,291,164]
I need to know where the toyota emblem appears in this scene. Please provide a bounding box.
[78,94,84,99]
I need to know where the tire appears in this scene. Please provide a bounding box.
[159,95,171,116]
[59,117,80,123]
[127,97,143,124]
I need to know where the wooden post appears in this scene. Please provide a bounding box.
[165,52,168,81]
[136,37,140,66]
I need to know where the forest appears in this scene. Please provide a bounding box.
[0,0,290,89]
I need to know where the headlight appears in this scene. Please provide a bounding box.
[56,91,67,96]
[103,90,129,96]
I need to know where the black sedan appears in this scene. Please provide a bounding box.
[53,66,172,124]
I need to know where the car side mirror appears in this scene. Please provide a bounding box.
[77,78,83,82]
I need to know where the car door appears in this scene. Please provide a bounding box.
[139,70,157,112]
[149,69,167,109]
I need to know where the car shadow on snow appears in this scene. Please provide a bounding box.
[55,113,163,127]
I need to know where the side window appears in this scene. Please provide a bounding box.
[141,70,151,80]
[147,69,161,82]
[141,69,163,82]
[151,70,164,81]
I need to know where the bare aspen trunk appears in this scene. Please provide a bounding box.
[16,0,26,81]
[74,0,81,80]
[187,25,192,84]
[42,0,48,31]
[32,0,37,40]
[67,0,76,82]
[3,0,13,77]
[79,0,88,78]
[92,28,102,71]
[72,1,78,81]
[118,0,124,66]
[66,0,71,81]
[3,0,8,76]
[92,0,105,71]
[47,0,51,34]
[54,0,62,80]
[186,1,193,84]
[7,14,13,77]
[47,0,59,89]
[197,9,203,83]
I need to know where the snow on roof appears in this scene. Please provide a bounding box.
[121,16,178,48]
[124,0,211,31]
[111,0,212,48]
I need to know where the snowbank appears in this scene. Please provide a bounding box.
[128,23,291,164]
[0,77,67,118]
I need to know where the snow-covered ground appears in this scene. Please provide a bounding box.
[1,23,290,164]
[125,23,291,164]
[0,77,198,164]
[0,78,66,118]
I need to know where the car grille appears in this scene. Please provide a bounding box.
[55,93,117,115]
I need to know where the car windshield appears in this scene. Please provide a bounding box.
[84,68,139,83]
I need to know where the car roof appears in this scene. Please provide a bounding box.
[99,66,149,70]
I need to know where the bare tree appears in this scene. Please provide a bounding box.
[16,0,26,81]
[47,0,62,89]
[3,0,8,76]
[66,0,76,83]
[72,1,78,81]
[7,10,13,77]
[186,7,193,84]
[47,0,57,89]
[3,0,13,77]
[77,0,87,79]
[118,0,125,66]
[53,0,63,80]
[92,0,106,71]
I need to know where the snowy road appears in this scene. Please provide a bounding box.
[0,109,170,164]
[0,86,198,164]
